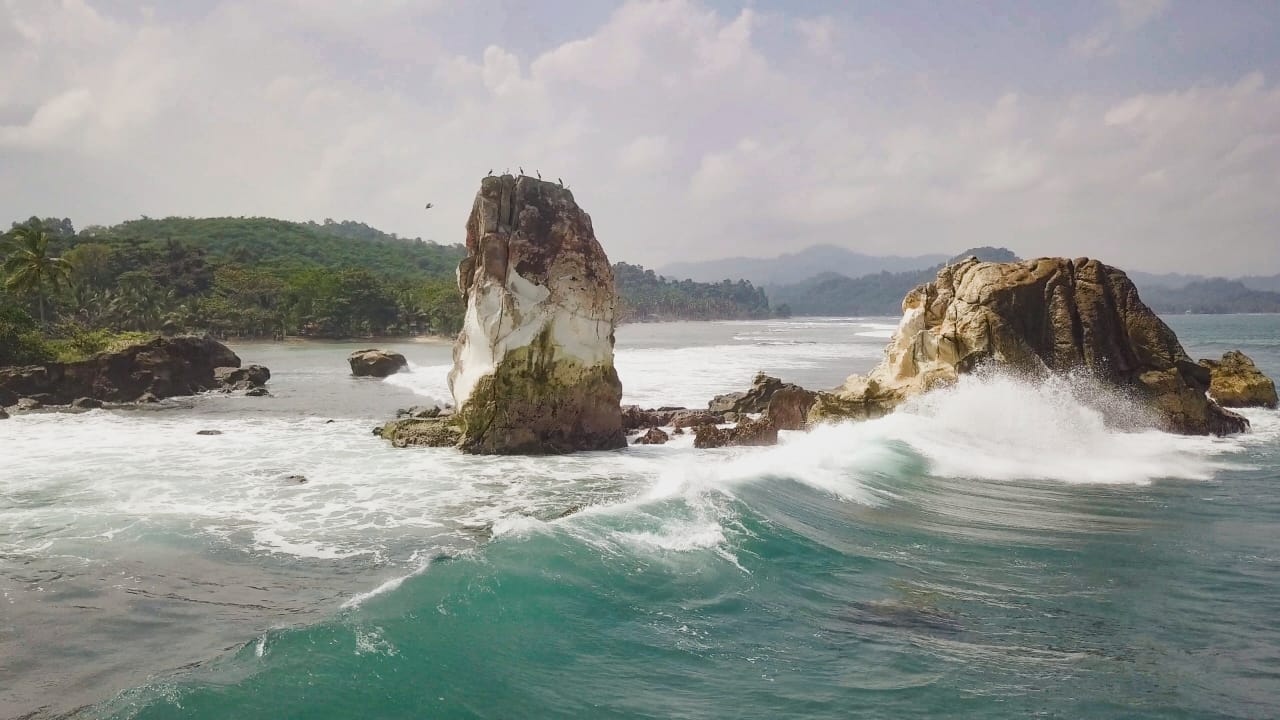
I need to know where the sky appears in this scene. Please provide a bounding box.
[2,0,1279,276]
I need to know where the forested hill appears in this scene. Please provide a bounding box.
[614,262,773,322]
[0,216,778,354]
[74,217,466,279]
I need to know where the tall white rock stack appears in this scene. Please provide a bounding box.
[447,174,626,454]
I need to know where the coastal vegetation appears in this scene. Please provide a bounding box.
[0,216,778,358]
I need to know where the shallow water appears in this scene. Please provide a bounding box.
[1,316,1278,719]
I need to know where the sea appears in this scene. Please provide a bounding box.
[1,315,1278,719]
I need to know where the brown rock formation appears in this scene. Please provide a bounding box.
[1199,351,1278,408]
[633,427,670,445]
[0,336,252,405]
[693,417,779,449]
[809,257,1248,436]
[708,373,817,431]
[447,174,625,454]
[348,350,408,378]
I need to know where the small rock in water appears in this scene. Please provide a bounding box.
[71,397,104,409]
[282,474,308,485]
[672,427,684,435]
[633,427,670,445]
[137,393,159,404]
[325,419,335,424]
[15,398,42,411]
[245,387,271,397]
[196,430,223,436]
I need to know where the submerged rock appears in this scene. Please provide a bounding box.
[693,417,779,449]
[348,349,408,378]
[0,336,246,405]
[447,174,625,454]
[196,429,223,436]
[810,257,1247,436]
[1199,350,1278,409]
[633,427,670,445]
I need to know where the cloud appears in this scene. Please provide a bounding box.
[1071,0,1170,58]
[0,0,1277,275]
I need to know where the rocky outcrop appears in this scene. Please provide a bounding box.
[446,174,625,454]
[0,336,256,406]
[377,417,462,448]
[708,373,817,431]
[765,386,818,431]
[215,365,271,392]
[693,417,779,449]
[811,257,1248,436]
[348,350,408,378]
[633,427,670,445]
[1199,351,1278,408]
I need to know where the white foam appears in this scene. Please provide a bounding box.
[831,372,1241,485]
[382,362,452,404]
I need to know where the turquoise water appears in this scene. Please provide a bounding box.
[3,317,1279,719]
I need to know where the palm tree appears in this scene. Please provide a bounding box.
[2,220,73,325]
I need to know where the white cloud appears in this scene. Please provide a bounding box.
[1071,0,1169,58]
[0,0,1277,275]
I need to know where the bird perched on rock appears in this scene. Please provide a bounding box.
[557,177,563,187]
[487,169,493,176]
[536,170,542,179]
[519,166,524,175]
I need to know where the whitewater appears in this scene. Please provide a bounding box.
[2,315,1278,719]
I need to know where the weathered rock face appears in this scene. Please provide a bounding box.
[810,257,1248,436]
[349,350,408,378]
[1199,351,1278,408]
[447,174,625,454]
[0,336,247,405]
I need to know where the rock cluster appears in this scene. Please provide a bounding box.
[809,257,1248,436]
[0,336,270,410]
[709,373,816,431]
[349,349,408,378]
[1199,350,1278,409]
[444,174,626,454]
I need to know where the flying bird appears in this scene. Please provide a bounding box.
[487,169,493,176]
[424,203,434,210]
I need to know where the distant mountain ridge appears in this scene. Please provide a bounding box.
[659,244,948,285]
[767,247,1019,317]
